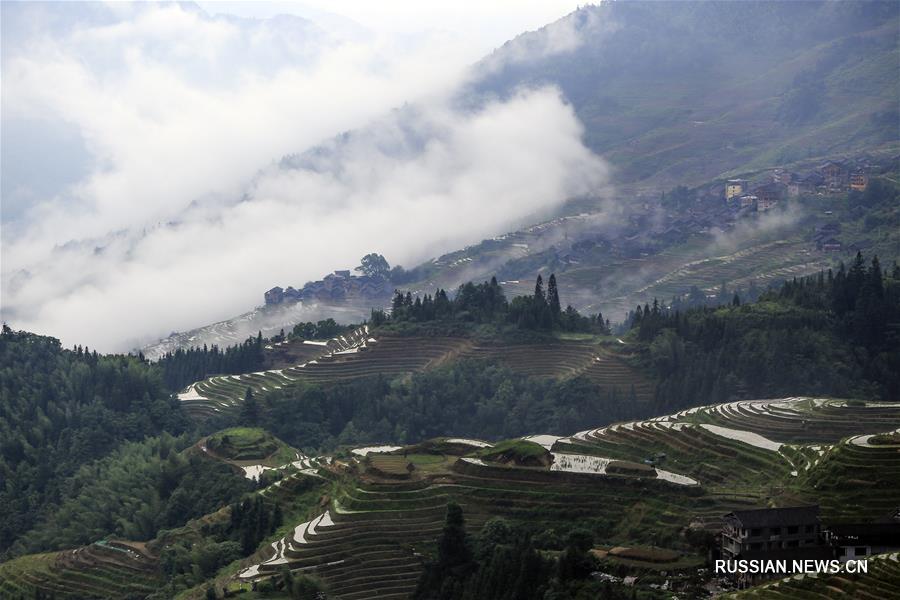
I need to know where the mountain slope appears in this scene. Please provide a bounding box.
[470,0,900,185]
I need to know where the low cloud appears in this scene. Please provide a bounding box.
[1,3,609,352]
[481,6,619,72]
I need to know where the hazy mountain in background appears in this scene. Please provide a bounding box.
[139,1,900,358]
[468,0,899,185]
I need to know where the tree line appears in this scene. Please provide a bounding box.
[156,333,265,392]
[373,274,611,334]
[629,253,900,411]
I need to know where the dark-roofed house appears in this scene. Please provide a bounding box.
[751,182,782,209]
[826,508,900,562]
[789,172,825,197]
[820,161,848,191]
[722,505,823,560]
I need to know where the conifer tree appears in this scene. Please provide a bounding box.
[438,502,472,573]
[533,274,545,304]
[547,274,561,319]
[241,387,259,424]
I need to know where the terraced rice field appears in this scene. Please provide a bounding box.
[799,433,900,523]
[564,398,900,514]
[689,398,900,443]
[10,396,897,599]
[728,551,900,599]
[178,331,656,418]
[238,464,722,599]
[368,455,413,478]
[0,542,160,599]
[632,240,828,300]
[584,237,831,319]
[238,398,900,598]
[238,482,488,600]
[178,326,373,416]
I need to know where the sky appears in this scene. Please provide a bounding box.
[1,0,606,352]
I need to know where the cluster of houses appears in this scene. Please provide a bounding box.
[720,504,900,588]
[264,270,391,306]
[724,159,872,214]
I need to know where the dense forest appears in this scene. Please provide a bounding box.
[633,254,900,411]
[156,334,265,393]
[414,503,640,600]
[235,359,642,452]
[375,274,611,334]
[9,434,253,557]
[0,327,189,557]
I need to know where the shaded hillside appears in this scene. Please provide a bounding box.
[471,0,900,184]
[0,328,189,557]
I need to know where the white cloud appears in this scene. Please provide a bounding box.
[481,6,619,72]
[1,2,608,352]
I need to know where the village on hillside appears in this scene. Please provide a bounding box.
[261,155,896,311]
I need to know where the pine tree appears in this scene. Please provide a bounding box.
[392,290,405,315]
[533,275,545,304]
[547,274,561,320]
[437,502,472,572]
[272,503,283,532]
[241,387,259,424]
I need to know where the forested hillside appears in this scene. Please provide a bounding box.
[0,328,189,557]
[9,434,253,557]
[250,359,642,452]
[631,254,900,410]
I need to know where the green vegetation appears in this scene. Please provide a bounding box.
[800,437,900,524]
[629,254,900,411]
[376,274,611,335]
[253,359,648,452]
[369,454,413,478]
[476,2,899,184]
[157,333,265,393]
[206,427,280,461]
[476,440,551,467]
[870,431,900,445]
[0,327,188,558]
[728,552,900,599]
[10,434,253,557]
[0,544,162,600]
[415,508,648,600]
[286,318,346,341]
[180,331,655,420]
